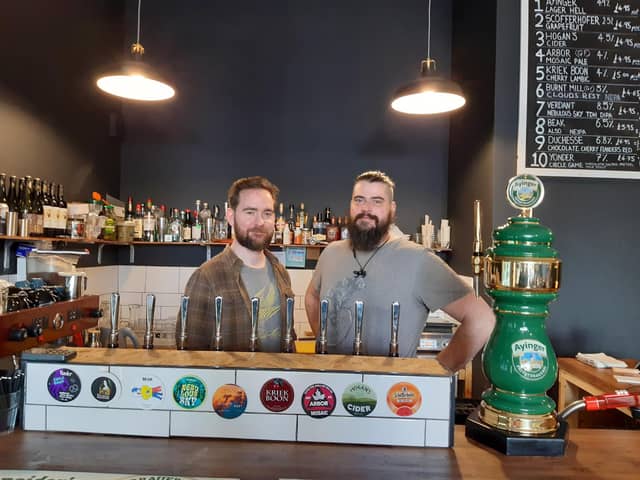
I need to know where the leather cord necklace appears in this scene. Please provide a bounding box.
[352,238,390,278]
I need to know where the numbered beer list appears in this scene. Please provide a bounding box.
[517,0,640,178]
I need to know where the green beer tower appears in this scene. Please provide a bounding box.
[466,174,565,456]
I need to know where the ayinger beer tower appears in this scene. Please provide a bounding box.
[466,174,566,456]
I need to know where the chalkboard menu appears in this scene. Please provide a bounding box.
[517,0,640,178]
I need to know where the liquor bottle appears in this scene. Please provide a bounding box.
[18,176,33,236]
[7,176,18,213]
[143,203,156,242]
[41,181,52,237]
[282,222,291,245]
[169,208,182,242]
[133,204,143,240]
[287,203,296,230]
[101,205,117,241]
[297,202,306,228]
[57,184,68,237]
[31,178,44,235]
[126,196,134,220]
[0,173,7,235]
[182,209,193,242]
[49,182,60,236]
[326,216,340,242]
[192,200,202,241]
[340,216,350,240]
[275,202,285,244]
[199,201,213,241]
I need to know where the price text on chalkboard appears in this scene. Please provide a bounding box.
[517,0,640,178]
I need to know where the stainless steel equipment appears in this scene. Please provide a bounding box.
[389,302,400,357]
[249,297,259,352]
[177,296,189,350]
[143,294,155,350]
[316,298,329,354]
[353,300,364,355]
[214,296,223,351]
[283,297,294,353]
[108,293,120,348]
[59,271,87,300]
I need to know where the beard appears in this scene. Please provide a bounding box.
[234,224,274,251]
[348,212,392,251]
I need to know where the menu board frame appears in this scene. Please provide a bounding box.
[517,0,640,179]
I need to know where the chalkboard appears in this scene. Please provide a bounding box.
[517,0,640,178]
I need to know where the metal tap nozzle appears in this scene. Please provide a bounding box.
[214,296,223,351]
[283,297,294,353]
[352,300,364,355]
[316,298,329,354]
[108,292,120,348]
[177,296,189,350]
[249,297,260,352]
[143,293,155,350]
[389,301,400,357]
[472,199,483,298]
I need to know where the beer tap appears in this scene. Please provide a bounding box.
[143,293,155,350]
[249,297,260,352]
[282,297,294,353]
[352,300,364,356]
[214,296,223,351]
[389,301,400,357]
[316,298,329,354]
[177,296,189,350]
[472,199,483,298]
[108,292,120,348]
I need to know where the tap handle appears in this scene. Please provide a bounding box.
[472,199,483,298]
[178,295,189,350]
[214,295,223,351]
[144,293,155,350]
[283,296,294,353]
[108,292,120,348]
[249,297,260,352]
[389,301,400,357]
[316,298,329,354]
[353,300,364,355]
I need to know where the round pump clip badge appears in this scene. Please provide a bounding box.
[91,374,120,403]
[301,383,336,419]
[48,368,81,402]
[387,382,422,417]
[212,384,248,419]
[173,375,207,409]
[260,378,294,412]
[342,382,377,417]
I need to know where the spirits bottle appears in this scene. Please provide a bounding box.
[57,184,68,237]
[31,178,44,235]
[192,200,202,241]
[199,202,213,241]
[143,203,156,242]
[133,204,144,240]
[0,173,7,235]
[182,209,193,242]
[169,208,182,242]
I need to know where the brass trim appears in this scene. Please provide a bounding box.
[484,256,561,291]
[495,309,548,317]
[497,240,551,247]
[479,402,558,435]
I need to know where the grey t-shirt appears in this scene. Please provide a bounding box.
[240,261,282,352]
[311,238,471,357]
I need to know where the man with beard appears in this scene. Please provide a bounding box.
[305,171,494,372]
[177,176,294,351]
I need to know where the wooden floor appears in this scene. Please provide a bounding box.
[0,426,638,479]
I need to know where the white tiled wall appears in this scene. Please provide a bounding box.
[81,265,314,346]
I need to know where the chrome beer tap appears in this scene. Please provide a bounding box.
[214,295,223,351]
[108,292,120,348]
[249,297,260,352]
[283,297,294,353]
[389,301,400,357]
[352,300,364,355]
[177,295,189,350]
[472,199,483,298]
[143,293,155,350]
[316,298,329,354]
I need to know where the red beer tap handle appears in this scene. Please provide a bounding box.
[583,390,640,411]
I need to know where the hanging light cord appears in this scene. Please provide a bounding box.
[136,0,142,44]
[426,0,431,59]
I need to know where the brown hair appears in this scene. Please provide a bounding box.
[355,170,395,200]
[227,176,280,210]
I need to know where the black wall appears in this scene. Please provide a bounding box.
[0,1,123,201]
[490,0,640,360]
[119,0,455,234]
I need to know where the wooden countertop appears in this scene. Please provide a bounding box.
[1,425,637,479]
[558,357,638,391]
[65,347,450,376]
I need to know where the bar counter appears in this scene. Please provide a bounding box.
[0,425,637,479]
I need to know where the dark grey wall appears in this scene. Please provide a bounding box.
[494,0,640,359]
[119,0,454,234]
[0,1,123,201]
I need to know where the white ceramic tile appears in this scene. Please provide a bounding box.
[297,415,426,447]
[46,406,170,437]
[118,265,146,292]
[295,294,305,310]
[23,404,46,431]
[147,292,181,308]
[117,292,143,306]
[171,412,296,441]
[179,267,197,293]
[145,266,180,293]
[84,266,118,296]
[160,306,179,322]
[425,419,453,447]
[287,269,313,295]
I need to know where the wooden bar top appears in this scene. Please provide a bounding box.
[558,357,638,391]
[1,426,637,479]
[64,347,450,376]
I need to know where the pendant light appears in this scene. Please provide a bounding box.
[390,0,465,115]
[96,0,175,101]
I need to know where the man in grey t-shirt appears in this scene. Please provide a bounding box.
[305,171,495,371]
